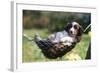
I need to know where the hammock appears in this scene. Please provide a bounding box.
[35,39,76,59]
[24,33,76,59]
[24,24,91,59]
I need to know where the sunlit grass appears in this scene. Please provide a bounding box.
[23,28,90,62]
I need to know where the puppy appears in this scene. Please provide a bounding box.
[48,21,83,46]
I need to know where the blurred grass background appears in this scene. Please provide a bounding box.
[22,10,91,62]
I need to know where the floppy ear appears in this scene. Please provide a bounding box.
[64,23,71,32]
[77,25,84,36]
[76,25,83,42]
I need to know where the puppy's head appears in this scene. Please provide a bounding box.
[64,21,83,42]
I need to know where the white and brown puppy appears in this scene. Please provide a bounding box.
[48,21,83,46]
[64,21,83,42]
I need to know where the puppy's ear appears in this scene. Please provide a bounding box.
[64,23,71,32]
[64,25,68,32]
[77,25,84,36]
[76,25,83,42]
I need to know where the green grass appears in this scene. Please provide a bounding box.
[23,28,90,62]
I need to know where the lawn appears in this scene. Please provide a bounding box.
[23,28,90,62]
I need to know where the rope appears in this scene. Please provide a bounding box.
[23,34,33,41]
[83,24,91,32]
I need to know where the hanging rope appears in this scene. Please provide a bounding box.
[83,24,91,32]
[23,34,33,41]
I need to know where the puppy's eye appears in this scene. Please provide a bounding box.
[74,25,78,29]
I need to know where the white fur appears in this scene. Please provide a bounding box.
[48,30,74,46]
[60,36,74,46]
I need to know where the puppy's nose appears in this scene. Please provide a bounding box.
[70,30,73,34]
